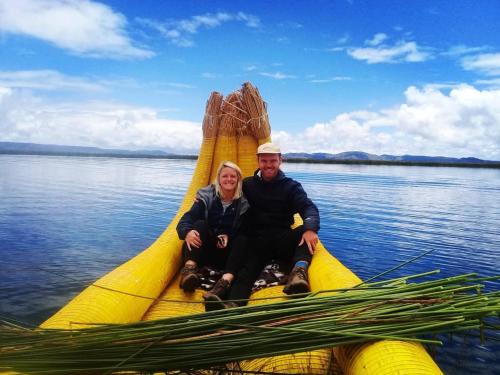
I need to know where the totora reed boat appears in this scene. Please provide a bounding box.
[40,83,443,374]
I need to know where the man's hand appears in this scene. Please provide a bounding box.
[185,230,202,250]
[216,234,229,249]
[299,230,319,255]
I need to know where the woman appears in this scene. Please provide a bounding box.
[176,161,248,308]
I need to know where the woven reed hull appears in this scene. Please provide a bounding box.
[41,133,442,374]
[40,136,217,330]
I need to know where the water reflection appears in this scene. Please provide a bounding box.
[1,156,499,373]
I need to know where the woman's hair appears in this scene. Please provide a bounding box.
[213,161,243,200]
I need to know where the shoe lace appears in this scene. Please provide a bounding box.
[294,267,307,280]
[181,266,196,275]
[212,278,229,295]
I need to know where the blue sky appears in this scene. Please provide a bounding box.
[1,0,499,159]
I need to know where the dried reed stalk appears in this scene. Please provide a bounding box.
[202,92,223,138]
[241,82,271,141]
[219,91,245,137]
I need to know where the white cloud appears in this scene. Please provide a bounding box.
[244,65,258,72]
[462,53,500,76]
[138,11,261,47]
[444,45,490,57]
[310,76,351,83]
[273,84,500,161]
[327,47,346,52]
[201,72,218,79]
[476,77,500,89]
[259,72,296,80]
[0,87,201,153]
[348,36,431,63]
[275,37,291,44]
[366,33,387,46]
[235,12,261,28]
[278,21,303,29]
[0,70,106,92]
[165,82,195,89]
[0,70,196,97]
[0,0,154,59]
[2,82,498,160]
[337,34,350,44]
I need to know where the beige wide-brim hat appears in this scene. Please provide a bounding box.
[256,142,281,154]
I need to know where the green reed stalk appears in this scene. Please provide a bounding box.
[1,271,498,374]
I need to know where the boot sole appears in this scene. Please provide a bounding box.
[180,274,200,293]
[283,280,310,295]
[203,294,226,311]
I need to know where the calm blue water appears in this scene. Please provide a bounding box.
[1,155,499,374]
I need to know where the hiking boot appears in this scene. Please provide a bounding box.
[283,266,310,295]
[223,301,239,309]
[179,265,200,292]
[203,278,230,311]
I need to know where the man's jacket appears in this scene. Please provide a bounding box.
[242,170,320,236]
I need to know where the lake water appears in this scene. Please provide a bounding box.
[0,155,499,374]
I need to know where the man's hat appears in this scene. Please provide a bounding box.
[256,142,281,155]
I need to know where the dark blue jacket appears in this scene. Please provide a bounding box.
[176,185,249,240]
[242,169,320,236]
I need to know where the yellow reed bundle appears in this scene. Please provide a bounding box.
[236,109,259,178]
[209,91,241,181]
[241,82,272,144]
[202,91,223,138]
[41,92,224,330]
[219,91,245,136]
[178,91,222,206]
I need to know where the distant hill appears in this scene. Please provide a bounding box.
[284,151,498,165]
[0,142,196,159]
[1,141,498,166]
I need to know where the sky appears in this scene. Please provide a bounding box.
[0,0,500,160]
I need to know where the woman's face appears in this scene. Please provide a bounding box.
[219,167,239,194]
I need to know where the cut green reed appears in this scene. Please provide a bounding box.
[1,271,498,374]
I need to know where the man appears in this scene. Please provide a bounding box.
[205,142,320,308]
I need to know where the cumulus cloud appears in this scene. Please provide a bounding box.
[461,53,500,76]
[273,85,500,161]
[347,34,431,63]
[2,82,498,160]
[137,11,261,47]
[0,0,153,59]
[0,87,201,153]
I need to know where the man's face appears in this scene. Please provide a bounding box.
[258,153,282,181]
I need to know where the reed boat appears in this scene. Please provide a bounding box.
[41,83,444,374]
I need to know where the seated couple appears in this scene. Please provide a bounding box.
[176,142,320,310]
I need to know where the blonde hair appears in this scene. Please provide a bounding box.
[213,161,243,200]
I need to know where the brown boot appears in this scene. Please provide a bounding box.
[223,301,240,309]
[283,266,310,295]
[179,264,200,292]
[203,278,230,311]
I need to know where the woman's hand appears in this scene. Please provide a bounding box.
[216,234,229,249]
[185,230,202,250]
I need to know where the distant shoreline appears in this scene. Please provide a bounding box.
[2,150,499,169]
